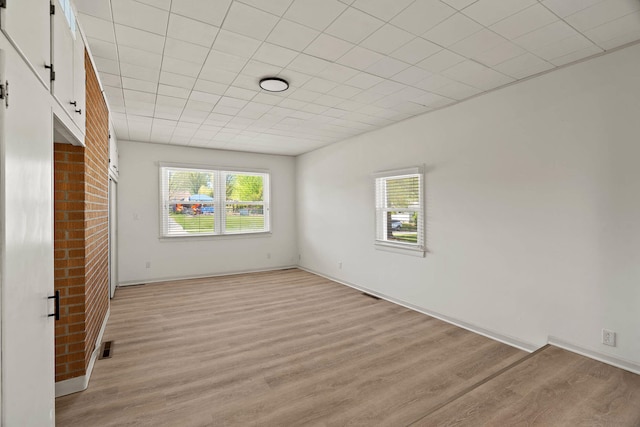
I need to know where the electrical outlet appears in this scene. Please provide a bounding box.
[602,329,616,347]
[145,261,151,269]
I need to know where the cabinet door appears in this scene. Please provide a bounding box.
[0,0,51,88]
[72,32,85,133]
[51,0,74,115]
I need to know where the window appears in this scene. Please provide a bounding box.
[160,165,270,238]
[58,0,77,37]
[374,167,425,254]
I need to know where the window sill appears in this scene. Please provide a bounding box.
[374,242,426,257]
[160,231,272,242]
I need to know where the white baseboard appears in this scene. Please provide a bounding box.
[118,265,298,287]
[548,336,640,375]
[55,307,110,397]
[298,266,540,353]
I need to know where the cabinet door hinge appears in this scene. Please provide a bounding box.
[50,3,55,14]
[0,81,8,108]
[45,64,55,81]
[0,0,7,9]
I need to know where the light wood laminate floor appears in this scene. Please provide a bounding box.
[56,269,640,426]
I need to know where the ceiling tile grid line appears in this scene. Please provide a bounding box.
[74,0,640,155]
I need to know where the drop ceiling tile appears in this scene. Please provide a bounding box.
[242,60,283,79]
[164,38,210,64]
[513,21,578,51]
[316,63,359,83]
[315,94,345,107]
[118,45,162,69]
[120,62,160,81]
[75,0,113,20]
[111,0,169,36]
[344,72,384,90]
[284,0,347,31]
[189,91,222,104]
[115,24,165,53]
[351,0,414,21]
[549,45,603,66]
[124,89,156,103]
[585,11,640,50]
[565,0,640,32]
[237,0,294,16]
[159,71,196,88]
[253,92,286,105]
[490,4,558,40]
[288,54,332,74]
[267,19,320,51]
[194,79,229,95]
[78,14,116,43]
[391,0,456,36]
[104,86,125,103]
[223,2,279,40]
[494,52,554,79]
[361,24,414,55]
[100,73,122,88]
[449,29,507,58]
[473,40,525,67]
[304,34,354,61]
[420,70,469,91]
[390,37,441,65]
[204,50,248,73]
[137,0,171,10]
[232,74,261,91]
[416,49,466,73]
[337,46,384,70]
[328,84,362,99]
[225,86,258,100]
[302,77,339,92]
[462,0,537,26]
[442,59,514,90]
[369,80,407,95]
[185,99,216,112]
[441,0,478,10]
[167,13,219,47]
[367,57,410,78]
[157,84,191,98]
[87,38,118,62]
[252,43,298,67]
[432,81,482,100]
[325,7,384,44]
[162,57,202,78]
[279,98,307,109]
[531,34,596,62]
[423,13,483,47]
[122,77,157,93]
[540,0,601,18]
[391,66,433,85]
[213,30,261,57]
[287,88,322,102]
[171,0,232,27]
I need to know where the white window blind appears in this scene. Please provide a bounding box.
[374,167,424,252]
[160,166,270,238]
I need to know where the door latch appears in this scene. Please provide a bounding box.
[48,290,60,321]
[0,80,8,108]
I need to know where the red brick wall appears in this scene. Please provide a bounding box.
[53,50,110,382]
[54,143,87,381]
[83,49,110,372]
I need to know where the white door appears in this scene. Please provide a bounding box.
[0,0,51,88]
[0,38,56,426]
[109,178,118,298]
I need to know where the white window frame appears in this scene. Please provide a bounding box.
[374,166,425,256]
[159,163,271,239]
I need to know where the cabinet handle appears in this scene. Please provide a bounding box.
[75,108,82,115]
[48,290,60,321]
[70,101,77,106]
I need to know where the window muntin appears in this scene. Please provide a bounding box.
[375,168,424,252]
[160,166,270,238]
[58,0,77,37]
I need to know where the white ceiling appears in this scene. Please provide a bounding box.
[74,0,640,156]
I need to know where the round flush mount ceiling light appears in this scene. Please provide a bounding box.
[259,77,289,92]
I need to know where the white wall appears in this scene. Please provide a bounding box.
[117,141,297,284]
[296,44,640,367]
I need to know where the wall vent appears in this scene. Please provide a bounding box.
[99,341,114,359]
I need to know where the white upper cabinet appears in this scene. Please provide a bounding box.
[52,0,85,134]
[0,0,52,88]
